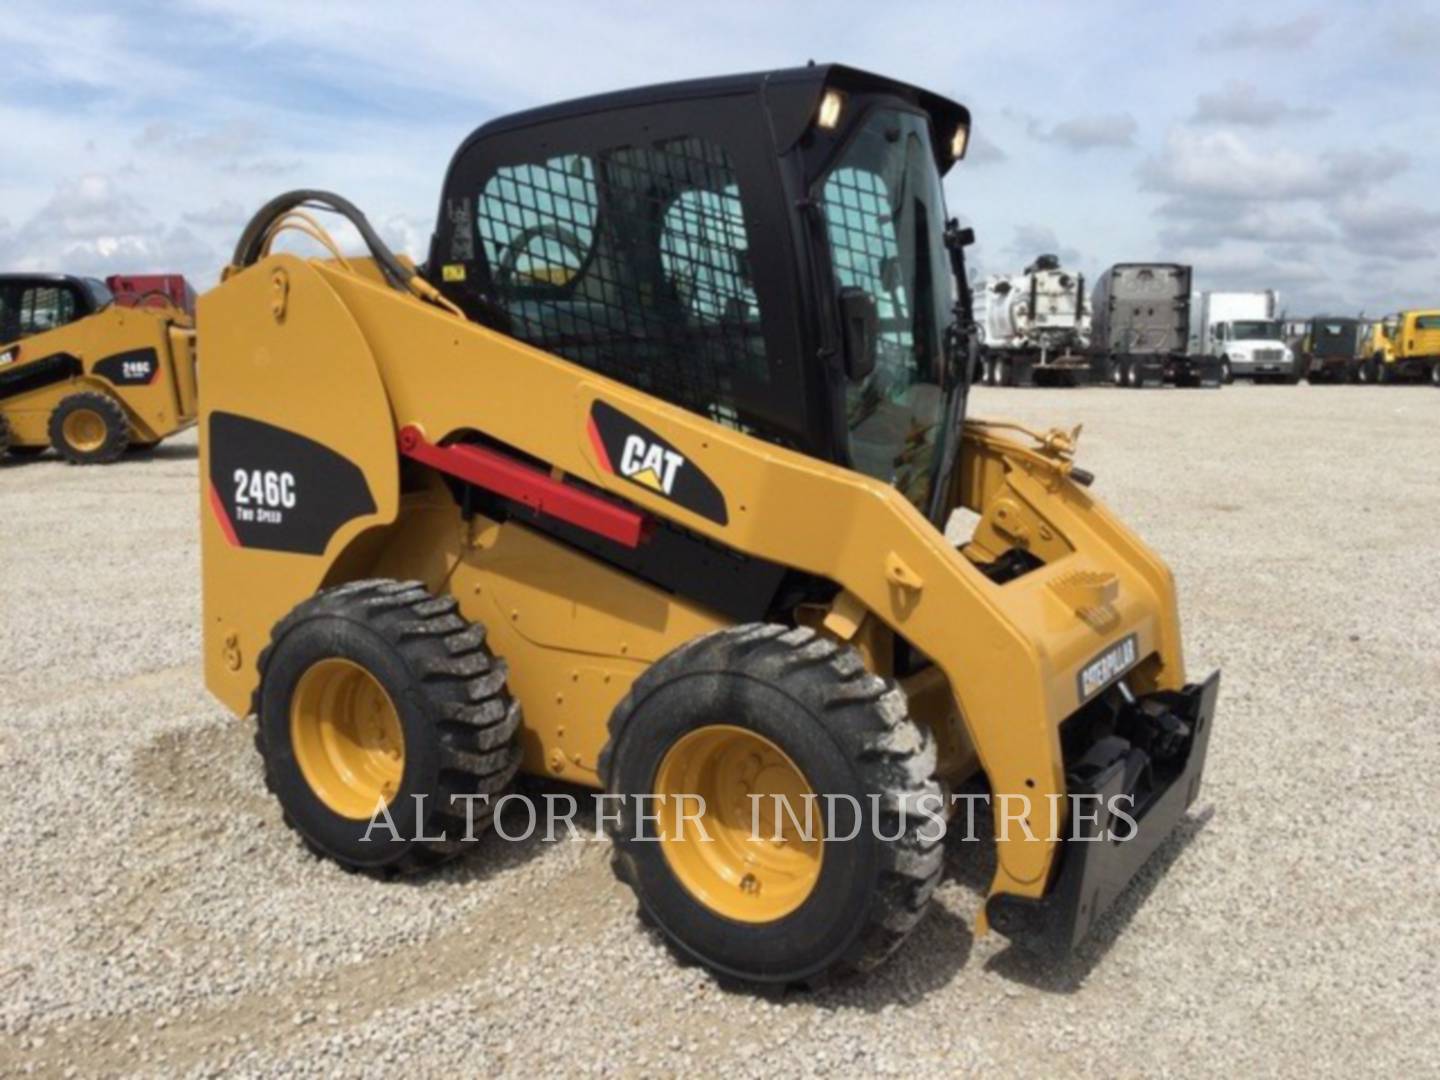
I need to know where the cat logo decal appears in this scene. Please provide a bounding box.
[587,401,727,525]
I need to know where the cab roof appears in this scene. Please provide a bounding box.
[456,63,970,173]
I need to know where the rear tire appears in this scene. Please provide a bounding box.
[601,624,943,986]
[1358,357,1377,384]
[49,391,129,464]
[1430,363,1440,387]
[1125,360,1144,389]
[253,579,522,876]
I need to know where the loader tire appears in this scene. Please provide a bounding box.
[600,624,944,986]
[49,391,129,464]
[253,579,522,876]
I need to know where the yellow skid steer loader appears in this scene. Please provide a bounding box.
[199,65,1218,984]
[0,273,198,463]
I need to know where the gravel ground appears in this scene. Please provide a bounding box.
[1,383,1437,1077]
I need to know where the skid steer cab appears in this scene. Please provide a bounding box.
[199,64,1218,985]
[0,273,198,463]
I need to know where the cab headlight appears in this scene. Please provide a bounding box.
[816,89,845,130]
[950,124,969,160]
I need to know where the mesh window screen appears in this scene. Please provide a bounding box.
[476,137,768,435]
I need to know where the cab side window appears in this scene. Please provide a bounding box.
[473,137,769,436]
[13,285,80,339]
[477,154,599,293]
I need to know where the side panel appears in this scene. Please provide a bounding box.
[363,495,730,787]
[197,259,401,716]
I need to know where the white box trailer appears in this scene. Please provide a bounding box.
[1190,290,1297,382]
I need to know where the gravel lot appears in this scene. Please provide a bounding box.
[2,383,1437,1077]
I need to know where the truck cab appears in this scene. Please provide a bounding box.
[1359,310,1440,385]
[1211,318,1295,382]
[1301,316,1361,383]
[1194,289,1296,383]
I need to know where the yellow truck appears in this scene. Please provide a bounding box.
[1357,310,1440,386]
[0,273,198,462]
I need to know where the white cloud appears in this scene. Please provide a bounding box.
[1191,82,1329,127]
[1141,129,1335,201]
[1004,224,1081,267]
[1199,14,1326,51]
[0,175,217,282]
[1028,113,1137,150]
[1330,196,1440,260]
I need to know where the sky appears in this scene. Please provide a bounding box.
[2,0,1438,317]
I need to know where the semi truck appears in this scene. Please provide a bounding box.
[1357,310,1440,385]
[1300,316,1362,383]
[977,254,1093,386]
[1090,263,1220,387]
[1191,290,1297,383]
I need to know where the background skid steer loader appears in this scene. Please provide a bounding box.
[0,273,198,463]
[199,65,1218,985]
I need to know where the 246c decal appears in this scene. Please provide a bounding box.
[587,401,728,525]
[232,468,297,522]
[93,348,158,387]
[208,412,376,555]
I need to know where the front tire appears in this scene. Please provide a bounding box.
[253,579,522,875]
[601,624,943,985]
[1430,362,1440,387]
[49,391,129,464]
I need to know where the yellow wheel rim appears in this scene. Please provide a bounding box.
[289,658,405,820]
[62,408,107,452]
[654,725,822,923]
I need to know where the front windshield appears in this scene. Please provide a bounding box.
[1314,321,1357,355]
[820,107,955,509]
[1231,320,1283,341]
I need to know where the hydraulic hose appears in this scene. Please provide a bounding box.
[230,190,413,294]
